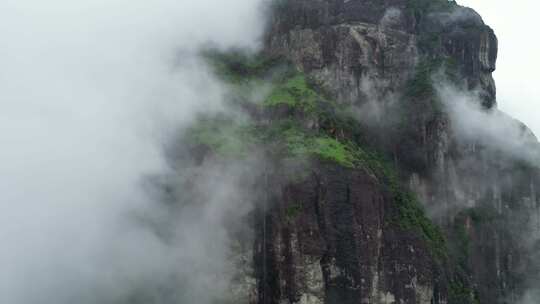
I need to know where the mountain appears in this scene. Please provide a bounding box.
[179,1,540,303]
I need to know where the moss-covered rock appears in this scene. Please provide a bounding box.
[188,50,465,303]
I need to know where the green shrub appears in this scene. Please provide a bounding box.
[286,204,302,220]
[264,74,319,113]
[185,118,256,158]
[282,127,362,168]
[359,150,448,261]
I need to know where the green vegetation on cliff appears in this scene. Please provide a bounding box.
[264,74,318,112]
[191,51,449,263]
[186,51,497,304]
[191,51,365,169]
[205,50,286,83]
[406,57,458,102]
[185,117,256,158]
[449,279,480,304]
[358,151,448,260]
[282,127,360,168]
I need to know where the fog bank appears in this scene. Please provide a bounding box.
[0,1,266,303]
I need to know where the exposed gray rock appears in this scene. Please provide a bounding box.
[258,1,540,303]
[251,164,446,304]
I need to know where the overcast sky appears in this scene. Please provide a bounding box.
[459,0,540,137]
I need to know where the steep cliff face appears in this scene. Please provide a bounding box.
[253,164,448,304]
[266,0,497,106]
[254,1,540,303]
[181,1,538,303]
[191,50,454,303]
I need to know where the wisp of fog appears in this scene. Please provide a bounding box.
[0,0,266,303]
[436,84,540,167]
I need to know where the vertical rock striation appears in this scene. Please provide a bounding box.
[253,164,446,304]
[250,0,540,303]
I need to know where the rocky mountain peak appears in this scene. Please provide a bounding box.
[186,2,539,303]
[266,0,497,106]
[256,1,537,303]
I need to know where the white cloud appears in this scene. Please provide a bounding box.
[0,0,266,303]
[437,84,540,166]
[458,0,540,137]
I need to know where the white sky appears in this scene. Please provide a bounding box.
[459,0,540,137]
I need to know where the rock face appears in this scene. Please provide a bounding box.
[252,1,540,303]
[266,0,497,105]
[253,165,445,304]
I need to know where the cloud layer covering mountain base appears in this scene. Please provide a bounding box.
[0,0,266,303]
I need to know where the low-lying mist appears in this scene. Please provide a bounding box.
[436,82,540,304]
[437,84,540,167]
[0,0,266,303]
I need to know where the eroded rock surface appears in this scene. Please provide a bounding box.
[252,1,540,303]
[253,164,446,304]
